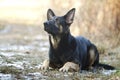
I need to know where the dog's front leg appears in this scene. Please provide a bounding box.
[40,59,49,71]
[59,62,80,72]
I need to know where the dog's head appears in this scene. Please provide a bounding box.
[44,8,75,36]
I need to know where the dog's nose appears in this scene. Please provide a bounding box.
[44,22,49,26]
[44,22,49,31]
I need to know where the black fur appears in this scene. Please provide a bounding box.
[43,8,115,71]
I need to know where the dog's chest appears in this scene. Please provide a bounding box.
[51,47,74,63]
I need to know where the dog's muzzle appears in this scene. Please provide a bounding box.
[44,22,49,31]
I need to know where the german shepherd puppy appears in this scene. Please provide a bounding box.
[40,8,114,72]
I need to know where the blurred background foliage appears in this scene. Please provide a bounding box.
[0,0,120,49]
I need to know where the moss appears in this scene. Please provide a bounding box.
[0,66,23,74]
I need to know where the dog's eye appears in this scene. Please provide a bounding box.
[55,18,58,21]
[55,18,59,23]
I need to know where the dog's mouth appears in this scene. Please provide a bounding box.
[44,26,53,34]
[44,26,59,36]
[44,26,56,36]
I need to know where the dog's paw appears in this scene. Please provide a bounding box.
[59,66,69,72]
[40,59,49,71]
[40,65,49,70]
[59,62,80,72]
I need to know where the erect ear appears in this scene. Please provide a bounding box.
[64,8,75,24]
[47,9,55,20]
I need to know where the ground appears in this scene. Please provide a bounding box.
[0,24,120,80]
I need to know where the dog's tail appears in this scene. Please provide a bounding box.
[98,63,115,70]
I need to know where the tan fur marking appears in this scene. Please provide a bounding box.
[50,36,61,49]
[40,59,49,70]
[59,62,79,72]
[59,25,63,33]
[89,49,96,68]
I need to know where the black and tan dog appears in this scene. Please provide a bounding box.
[40,8,114,72]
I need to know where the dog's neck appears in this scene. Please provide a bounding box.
[49,35,61,49]
[49,33,71,49]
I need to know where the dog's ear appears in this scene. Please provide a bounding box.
[47,9,55,20]
[64,8,75,24]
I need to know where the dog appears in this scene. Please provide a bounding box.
[40,8,115,72]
